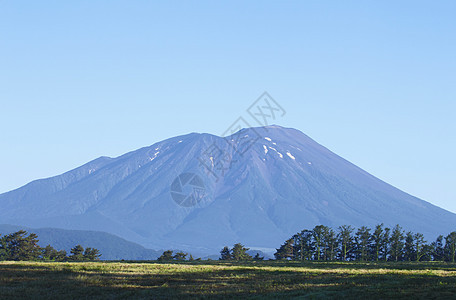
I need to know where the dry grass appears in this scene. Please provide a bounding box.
[1,260,456,299]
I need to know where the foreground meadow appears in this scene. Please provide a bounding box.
[1,260,456,299]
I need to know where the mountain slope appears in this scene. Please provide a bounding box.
[0,224,160,260]
[0,125,454,255]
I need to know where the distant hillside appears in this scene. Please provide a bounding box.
[0,225,160,260]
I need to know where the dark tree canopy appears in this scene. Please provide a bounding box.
[220,244,252,261]
[0,231,101,262]
[220,246,232,261]
[158,250,174,261]
[274,225,456,263]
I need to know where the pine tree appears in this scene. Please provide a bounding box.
[382,227,391,261]
[431,235,445,261]
[70,245,85,261]
[173,252,187,261]
[158,250,174,261]
[55,250,67,262]
[220,246,232,260]
[325,228,338,261]
[293,230,313,261]
[337,225,354,261]
[42,245,59,261]
[354,226,371,261]
[83,247,102,261]
[420,244,434,261]
[274,239,294,260]
[413,233,426,261]
[444,232,456,263]
[389,225,405,262]
[1,231,42,261]
[231,243,252,261]
[0,234,7,260]
[403,231,415,261]
[312,225,328,261]
[370,224,385,261]
[189,254,194,261]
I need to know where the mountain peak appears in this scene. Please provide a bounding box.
[0,126,455,255]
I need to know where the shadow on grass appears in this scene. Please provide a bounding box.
[113,259,456,271]
[0,261,455,299]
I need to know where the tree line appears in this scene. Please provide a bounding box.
[0,230,101,261]
[274,224,456,262]
[6,226,455,263]
[157,243,265,261]
[220,243,264,261]
[156,225,456,262]
[157,250,196,261]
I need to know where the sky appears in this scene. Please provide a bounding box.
[0,1,455,212]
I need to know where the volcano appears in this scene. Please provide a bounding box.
[1,126,454,255]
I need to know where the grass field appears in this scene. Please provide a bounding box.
[1,260,456,299]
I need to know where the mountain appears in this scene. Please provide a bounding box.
[0,125,455,256]
[0,224,160,260]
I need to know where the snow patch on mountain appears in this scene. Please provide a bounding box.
[149,151,160,161]
[286,152,296,160]
[268,146,283,158]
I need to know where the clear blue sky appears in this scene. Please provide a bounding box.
[1,1,455,212]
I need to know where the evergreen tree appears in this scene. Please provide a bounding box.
[55,250,67,262]
[290,233,300,260]
[444,232,456,263]
[420,244,434,261]
[231,243,252,261]
[23,233,42,260]
[42,245,59,261]
[158,250,174,261]
[337,225,354,261]
[220,246,232,260]
[381,227,391,261]
[354,226,371,261]
[389,225,405,261]
[431,235,445,261]
[413,233,427,261]
[1,231,41,261]
[83,247,101,261]
[173,252,187,261]
[274,239,294,260]
[312,225,328,261]
[0,234,10,260]
[189,254,194,261]
[324,228,338,261]
[370,224,385,261]
[70,245,85,261]
[403,231,415,261]
[293,230,313,261]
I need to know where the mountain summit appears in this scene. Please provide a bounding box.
[1,126,454,255]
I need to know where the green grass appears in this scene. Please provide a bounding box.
[1,260,456,299]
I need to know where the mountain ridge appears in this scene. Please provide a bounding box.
[0,125,454,255]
